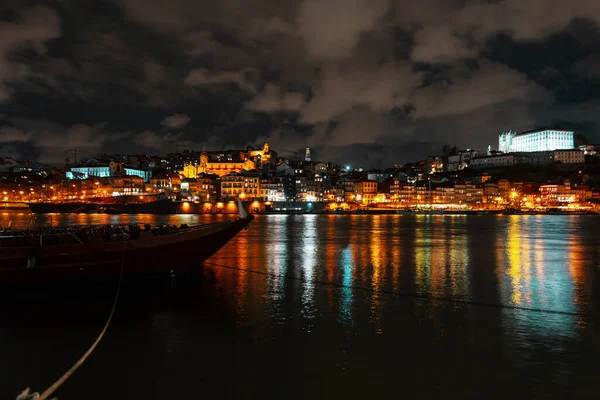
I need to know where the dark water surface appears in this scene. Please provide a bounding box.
[2,213,600,399]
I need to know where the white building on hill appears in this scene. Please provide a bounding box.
[499,129,574,153]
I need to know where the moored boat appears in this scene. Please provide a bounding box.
[0,200,253,286]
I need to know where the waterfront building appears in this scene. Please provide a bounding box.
[435,185,455,204]
[220,170,261,200]
[308,174,324,201]
[276,174,296,201]
[196,172,218,201]
[260,178,278,201]
[397,185,416,204]
[180,178,199,199]
[343,180,357,202]
[390,179,400,199]
[498,129,574,153]
[454,184,484,204]
[104,175,145,196]
[220,172,244,201]
[295,175,309,201]
[355,180,378,204]
[483,182,500,202]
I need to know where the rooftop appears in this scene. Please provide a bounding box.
[515,128,574,136]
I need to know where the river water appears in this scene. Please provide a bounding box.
[2,212,600,399]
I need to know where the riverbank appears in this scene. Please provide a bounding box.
[19,200,599,216]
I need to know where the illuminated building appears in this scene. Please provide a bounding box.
[196,172,218,201]
[220,170,261,200]
[260,178,278,201]
[246,142,276,165]
[355,180,378,204]
[305,147,311,162]
[180,178,198,198]
[181,152,256,178]
[180,143,275,179]
[67,161,152,182]
[454,184,483,203]
[499,129,574,153]
[106,176,145,195]
[343,180,356,202]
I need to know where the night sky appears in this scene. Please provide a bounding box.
[1,0,600,167]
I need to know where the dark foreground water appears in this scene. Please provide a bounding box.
[2,212,600,399]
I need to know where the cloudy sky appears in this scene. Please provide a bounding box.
[0,0,599,167]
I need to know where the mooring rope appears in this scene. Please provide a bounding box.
[17,240,127,400]
[203,260,594,318]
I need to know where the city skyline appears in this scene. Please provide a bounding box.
[0,1,600,168]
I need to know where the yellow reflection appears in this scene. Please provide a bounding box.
[234,217,250,319]
[390,216,402,292]
[448,218,469,298]
[429,219,446,297]
[506,216,523,304]
[369,215,384,330]
[567,217,585,309]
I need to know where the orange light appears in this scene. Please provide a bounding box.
[182,202,190,210]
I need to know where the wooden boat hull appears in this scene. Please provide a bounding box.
[0,216,254,285]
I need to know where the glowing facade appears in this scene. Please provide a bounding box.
[181,142,275,178]
[499,129,574,153]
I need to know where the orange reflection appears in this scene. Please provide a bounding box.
[414,216,431,295]
[369,215,384,331]
[448,217,469,299]
[325,215,337,283]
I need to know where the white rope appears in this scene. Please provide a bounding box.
[17,239,127,400]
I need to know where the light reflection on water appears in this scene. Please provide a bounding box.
[300,215,317,325]
[3,212,600,398]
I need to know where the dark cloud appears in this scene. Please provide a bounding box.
[161,114,191,130]
[0,0,600,167]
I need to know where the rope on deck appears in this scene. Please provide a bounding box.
[17,240,127,400]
